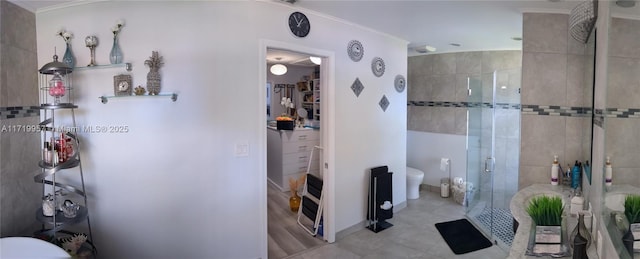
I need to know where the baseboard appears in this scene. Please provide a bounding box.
[335,201,407,240]
[423,184,442,193]
[267,178,286,192]
[336,220,366,240]
[394,201,407,212]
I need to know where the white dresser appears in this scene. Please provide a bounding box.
[267,127,320,192]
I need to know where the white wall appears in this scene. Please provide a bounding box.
[407,130,467,186]
[35,1,407,258]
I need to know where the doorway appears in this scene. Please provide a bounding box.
[258,40,336,258]
[465,69,521,251]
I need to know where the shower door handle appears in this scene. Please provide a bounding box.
[484,157,494,173]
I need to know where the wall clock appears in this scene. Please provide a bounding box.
[371,57,385,77]
[394,75,406,93]
[114,74,132,96]
[289,12,310,38]
[347,40,364,62]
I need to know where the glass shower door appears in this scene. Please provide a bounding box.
[466,71,497,245]
[466,69,521,251]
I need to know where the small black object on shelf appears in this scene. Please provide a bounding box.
[277,120,294,130]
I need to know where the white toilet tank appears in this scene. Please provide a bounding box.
[406,167,425,199]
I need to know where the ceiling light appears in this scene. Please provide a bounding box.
[501,86,507,89]
[511,37,523,41]
[449,43,461,47]
[270,64,287,75]
[310,56,321,65]
[414,45,436,53]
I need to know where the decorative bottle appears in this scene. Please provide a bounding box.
[551,155,559,185]
[570,212,592,249]
[62,42,75,68]
[43,142,51,164]
[289,191,301,212]
[109,36,123,64]
[605,157,613,186]
[571,161,581,189]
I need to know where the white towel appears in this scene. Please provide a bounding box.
[453,177,463,186]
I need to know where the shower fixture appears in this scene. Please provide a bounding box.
[569,0,598,43]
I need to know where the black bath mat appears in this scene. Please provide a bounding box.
[435,218,493,255]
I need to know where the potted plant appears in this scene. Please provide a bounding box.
[625,195,640,225]
[624,194,640,254]
[527,195,563,251]
[288,175,306,212]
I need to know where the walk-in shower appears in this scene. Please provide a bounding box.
[465,68,521,250]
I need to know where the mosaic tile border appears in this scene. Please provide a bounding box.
[594,109,604,128]
[407,101,520,109]
[521,105,591,117]
[0,106,40,120]
[407,102,594,117]
[604,108,640,118]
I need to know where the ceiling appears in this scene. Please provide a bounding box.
[267,48,319,67]
[294,0,582,55]
[11,0,640,60]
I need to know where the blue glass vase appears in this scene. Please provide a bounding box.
[109,37,123,64]
[62,43,75,68]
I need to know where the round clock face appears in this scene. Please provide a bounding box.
[347,40,364,62]
[118,81,129,91]
[394,75,406,93]
[289,12,310,38]
[371,57,385,77]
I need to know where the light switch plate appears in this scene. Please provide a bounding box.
[235,142,249,157]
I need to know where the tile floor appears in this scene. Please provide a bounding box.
[284,189,508,259]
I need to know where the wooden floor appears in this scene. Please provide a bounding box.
[267,182,325,259]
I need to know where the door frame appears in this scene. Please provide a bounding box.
[257,39,336,256]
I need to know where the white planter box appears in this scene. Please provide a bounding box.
[535,225,562,244]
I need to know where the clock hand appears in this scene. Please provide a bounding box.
[293,15,300,25]
[297,17,305,27]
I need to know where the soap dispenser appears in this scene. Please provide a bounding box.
[605,157,613,186]
[551,155,559,185]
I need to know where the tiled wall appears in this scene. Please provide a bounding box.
[407,51,521,135]
[605,17,640,186]
[519,13,593,189]
[0,1,41,237]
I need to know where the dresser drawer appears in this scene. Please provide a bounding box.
[281,130,319,143]
[283,162,319,176]
[282,140,318,154]
[283,152,319,165]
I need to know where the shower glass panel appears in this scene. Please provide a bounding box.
[466,69,521,252]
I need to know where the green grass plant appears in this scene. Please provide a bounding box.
[527,195,563,226]
[624,194,640,224]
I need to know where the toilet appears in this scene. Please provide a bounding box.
[406,167,425,199]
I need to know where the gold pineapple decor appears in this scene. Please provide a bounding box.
[144,51,164,95]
